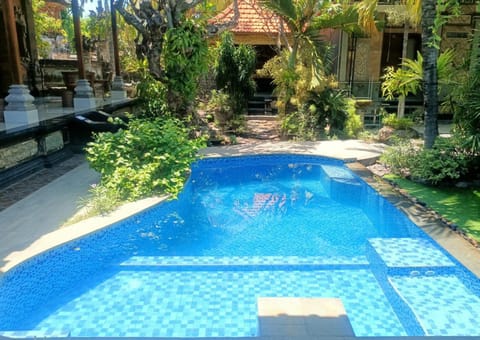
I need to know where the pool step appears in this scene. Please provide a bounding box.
[366,238,464,336]
[320,164,363,206]
[257,297,355,337]
[389,275,480,336]
[367,238,456,275]
[119,255,369,270]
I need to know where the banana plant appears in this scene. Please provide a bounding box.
[381,49,457,105]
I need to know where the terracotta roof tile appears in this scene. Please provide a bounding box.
[211,0,287,34]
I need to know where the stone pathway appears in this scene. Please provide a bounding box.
[238,115,280,142]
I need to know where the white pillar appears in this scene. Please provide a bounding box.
[110,75,127,100]
[3,85,39,129]
[74,79,96,110]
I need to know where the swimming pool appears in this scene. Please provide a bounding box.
[0,154,479,337]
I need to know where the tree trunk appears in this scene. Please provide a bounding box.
[421,0,439,149]
[397,23,409,118]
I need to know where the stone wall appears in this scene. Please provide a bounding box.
[0,139,38,170]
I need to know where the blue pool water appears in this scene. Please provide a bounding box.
[1,154,480,337]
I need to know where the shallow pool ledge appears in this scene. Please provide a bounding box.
[200,140,386,166]
[0,196,167,274]
[258,297,355,337]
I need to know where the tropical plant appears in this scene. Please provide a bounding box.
[135,75,170,118]
[113,0,239,80]
[366,0,460,148]
[305,87,349,137]
[259,0,361,107]
[344,99,364,138]
[215,32,257,117]
[85,117,206,203]
[163,20,209,116]
[454,71,480,154]
[260,0,361,72]
[381,49,457,100]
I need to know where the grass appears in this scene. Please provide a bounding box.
[385,175,480,243]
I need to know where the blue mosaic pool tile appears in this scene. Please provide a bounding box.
[0,330,70,338]
[389,275,480,336]
[29,269,406,337]
[368,238,455,268]
[321,164,356,180]
[120,255,369,267]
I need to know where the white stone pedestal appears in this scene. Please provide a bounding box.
[3,85,39,129]
[110,75,127,100]
[74,79,96,110]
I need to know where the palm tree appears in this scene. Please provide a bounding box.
[363,0,460,148]
[421,0,439,148]
[260,0,360,73]
[259,0,361,116]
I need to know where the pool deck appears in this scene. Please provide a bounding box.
[1,139,480,340]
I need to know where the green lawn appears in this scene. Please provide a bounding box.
[385,175,480,242]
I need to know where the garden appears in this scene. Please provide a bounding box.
[36,0,479,243]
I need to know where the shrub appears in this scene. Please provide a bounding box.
[215,32,256,117]
[281,106,319,141]
[381,137,469,185]
[164,20,208,116]
[344,99,363,138]
[380,139,419,177]
[206,90,232,129]
[410,137,469,185]
[382,113,414,130]
[85,117,206,207]
[305,87,349,137]
[136,75,170,118]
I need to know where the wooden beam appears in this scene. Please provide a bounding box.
[110,0,121,77]
[3,0,23,84]
[71,0,86,79]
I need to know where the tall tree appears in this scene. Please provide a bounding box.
[259,0,361,116]
[383,4,420,118]
[261,0,360,73]
[421,0,460,148]
[365,0,459,148]
[112,0,239,81]
[421,0,439,148]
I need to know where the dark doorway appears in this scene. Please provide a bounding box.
[381,32,421,70]
[254,45,277,93]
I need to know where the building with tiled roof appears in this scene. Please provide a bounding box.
[210,0,290,45]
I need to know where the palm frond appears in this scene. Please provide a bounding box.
[312,4,361,34]
[355,0,379,34]
[403,0,421,26]
[259,0,297,24]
